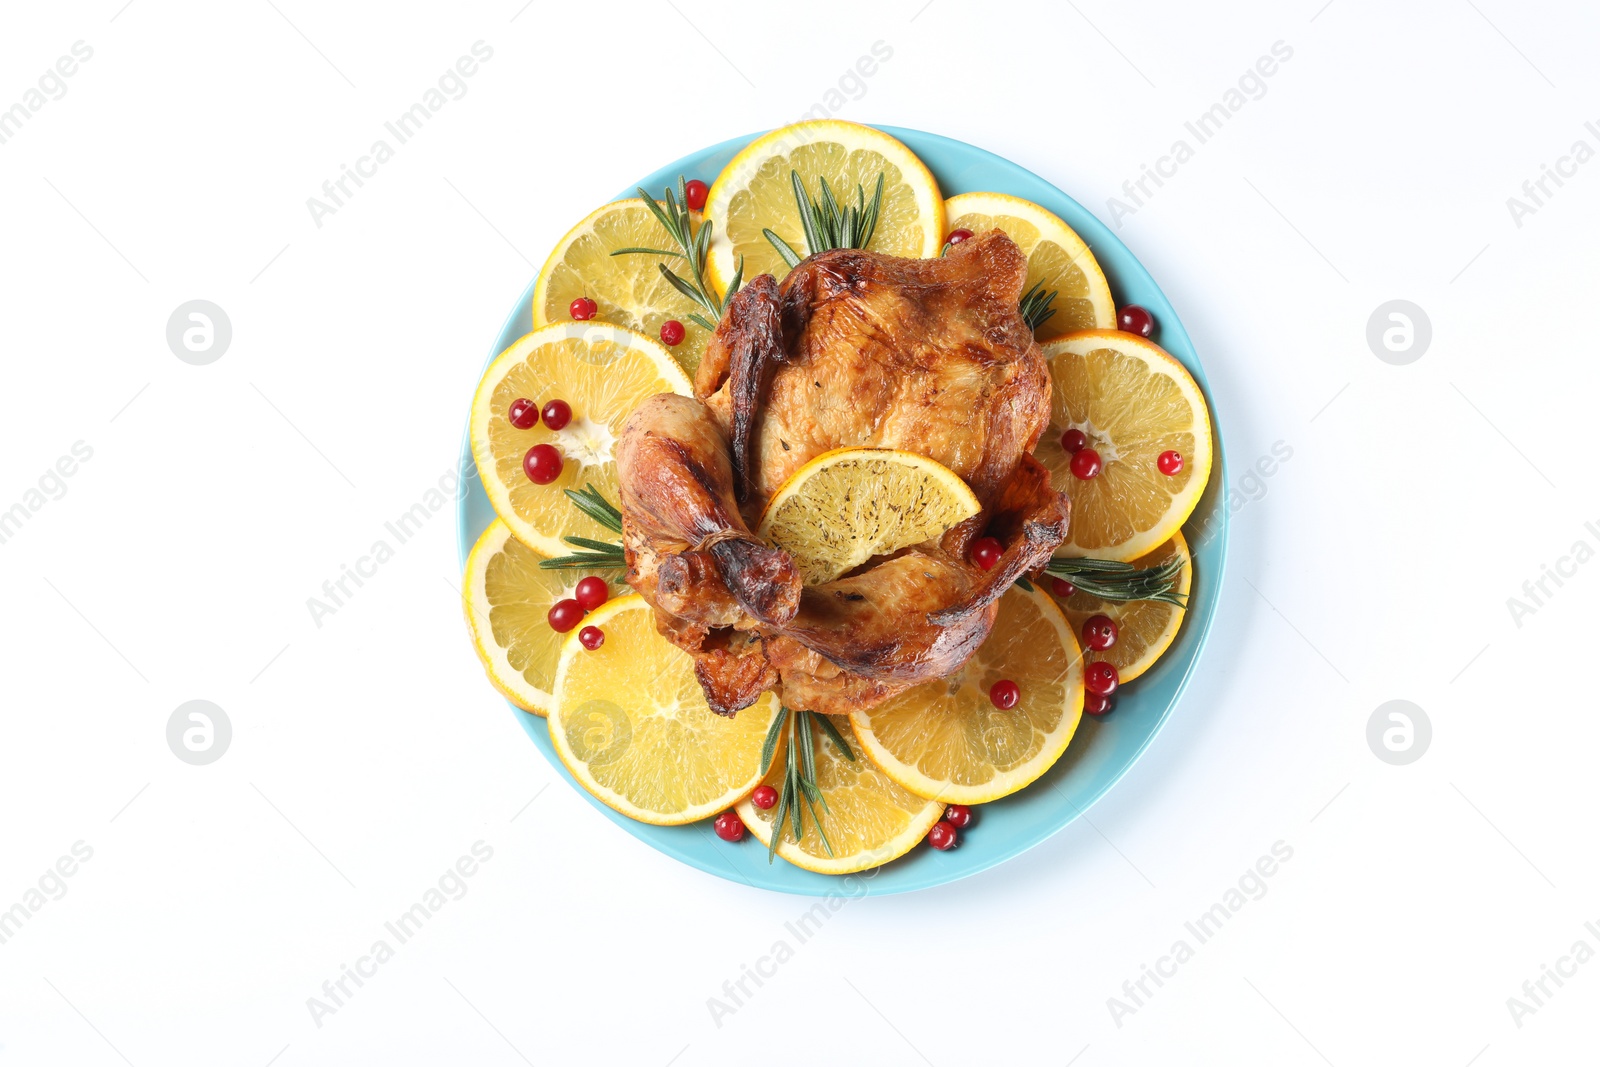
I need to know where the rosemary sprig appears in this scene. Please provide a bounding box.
[758,706,855,863]
[537,484,627,570]
[612,177,743,331]
[564,483,622,533]
[764,171,885,268]
[1019,279,1059,332]
[1042,555,1188,606]
[537,539,625,570]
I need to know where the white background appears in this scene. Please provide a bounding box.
[2,1,1596,1064]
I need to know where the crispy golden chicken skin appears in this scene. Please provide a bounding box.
[616,230,1068,716]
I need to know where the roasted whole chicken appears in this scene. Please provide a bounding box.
[615,230,1070,717]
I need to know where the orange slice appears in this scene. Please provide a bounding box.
[1037,330,1213,561]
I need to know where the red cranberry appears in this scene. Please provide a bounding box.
[1085,661,1119,696]
[943,804,973,829]
[713,810,745,841]
[970,536,1003,570]
[540,399,572,431]
[523,443,563,484]
[1118,305,1154,337]
[578,625,605,651]
[684,179,709,212]
[751,785,778,810]
[1050,577,1076,598]
[1082,614,1118,651]
[990,679,1020,710]
[507,398,539,429]
[569,296,597,321]
[659,319,685,346]
[1085,691,1114,716]
[574,576,609,611]
[547,599,583,633]
[1061,428,1088,454]
[1157,449,1184,476]
[946,228,974,246]
[1070,448,1102,480]
[927,822,959,850]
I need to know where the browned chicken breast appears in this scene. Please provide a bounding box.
[616,229,1069,716]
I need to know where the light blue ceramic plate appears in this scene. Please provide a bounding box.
[456,126,1228,896]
